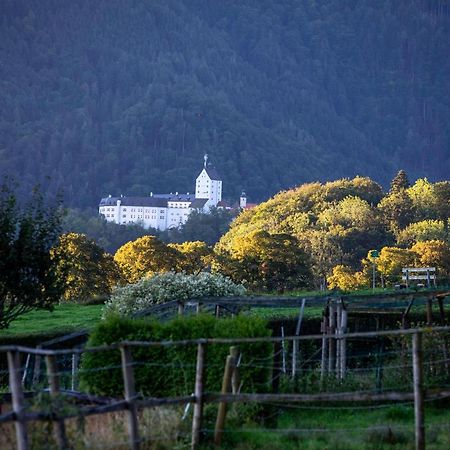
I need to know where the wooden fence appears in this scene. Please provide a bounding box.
[2,326,450,450]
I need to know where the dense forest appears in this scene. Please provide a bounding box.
[216,172,450,289]
[1,0,450,208]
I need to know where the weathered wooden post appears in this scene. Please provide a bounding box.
[340,305,348,379]
[191,342,206,450]
[320,311,328,384]
[178,302,185,316]
[7,350,29,450]
[230,346,240,394]
[412,332,425,450]
[32,345,42,387]
[71,351,80,391]
[21,354,31,387]
[120,344,140,450]
[45,354,69,450]
[328,302,336,375]
[214,348,236,446]
[335,302,342,377]
[281,326,287,374]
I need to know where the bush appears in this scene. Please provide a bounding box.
[103,271,246,317]
[79,314,271,397]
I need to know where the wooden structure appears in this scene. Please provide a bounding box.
[402,267,436,288]
[1,326,450,450]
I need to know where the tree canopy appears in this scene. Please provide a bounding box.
[1,0,449,208]
[51,232,122,302]
[0,183,64,328]
[114,235,180,283]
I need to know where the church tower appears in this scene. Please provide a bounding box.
[195,154,222,208]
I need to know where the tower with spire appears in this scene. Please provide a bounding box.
[195,154,222,209]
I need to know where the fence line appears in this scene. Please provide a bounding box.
[2,325,450,357]
[2,326,450,450]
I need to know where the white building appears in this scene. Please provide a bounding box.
[98,155,222,231]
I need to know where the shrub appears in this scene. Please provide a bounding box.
[79,314,271,397]
[103,271,246,317]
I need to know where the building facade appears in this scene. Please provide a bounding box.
[98,156,222,231]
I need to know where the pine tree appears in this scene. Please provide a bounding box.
[390,170,410,193]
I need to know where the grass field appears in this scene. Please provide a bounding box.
[208,403,450,450]
[0,303,103,339]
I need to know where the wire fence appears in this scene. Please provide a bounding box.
[1,326,450,450]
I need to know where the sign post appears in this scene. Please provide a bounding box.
[369,250,379,291]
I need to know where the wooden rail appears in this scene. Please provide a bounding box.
[1,327,450,450]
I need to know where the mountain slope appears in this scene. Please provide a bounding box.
[1,0,449,207]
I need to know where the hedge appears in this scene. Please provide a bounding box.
[79,314,272,397]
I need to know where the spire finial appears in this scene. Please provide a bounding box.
[204,154,208,168]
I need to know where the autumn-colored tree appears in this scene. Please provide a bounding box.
[411,240,450,276]
[378,191,415,234]
[396,220,448,247]
[375,246,416,285]
[114,235,180,283]
[406,178,438,221]
[51,233,122,302]
[327,265,368,291]
[214,230,311,292]
[168,241,212,274]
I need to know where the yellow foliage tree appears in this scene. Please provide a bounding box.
[168,241,212,274]
[114,235,180,283]
[51,233,122,302]
[327,265,368,291]
[376,246,416,284]
[214,230,311,292]
[411,240,450,276]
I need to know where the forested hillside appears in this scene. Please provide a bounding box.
[1,0,449,207]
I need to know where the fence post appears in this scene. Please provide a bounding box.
[320,314,328,384]
[335,302,342,377]
[412,332,425,450]
[340,306,348,379]
[32,345,42,387]
[191,342,206,450]
[71,351,80,391]
[328,303,336,374]
[120,344,140,450]
[21,354,31,387]
[7,351,29,450]
[214,348,236,446]
[230,346,240,394]
[45,354,69,450]
[178,302,185,316]
[281,326,287,374]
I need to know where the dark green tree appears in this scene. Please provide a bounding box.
[390,170,410,194]
[0,183,64,328]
